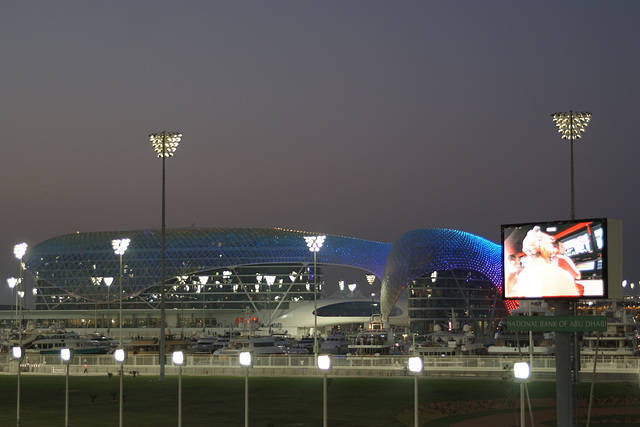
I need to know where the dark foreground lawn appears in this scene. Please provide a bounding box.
[0,374,636,426]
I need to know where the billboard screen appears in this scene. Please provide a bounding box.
[502,218,620,300]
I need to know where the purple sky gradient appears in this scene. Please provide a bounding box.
[2,1,640,304]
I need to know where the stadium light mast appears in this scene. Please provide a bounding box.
[149,131,182,381]
[13,242,27,346]
[304,235,326,362]
[551,110,591,427]
[551,111,591,220]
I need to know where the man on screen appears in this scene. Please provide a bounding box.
[512,226,581,298]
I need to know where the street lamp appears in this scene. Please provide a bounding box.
[239,351,252,427]
[551,111,591,220]
[112,239,130,349]
[60,348,72,427]
[114,348,126,427]
[149,131,182,381]
[304,235,326,362]
[12,346,22,427]
[514,361,531,427]
[13,243,27,345]
[173,351,184,427]
[317,355,331,427]
[408,356,423,427]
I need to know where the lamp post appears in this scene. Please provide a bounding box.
[317,354,331,427]
[60,348,72,427]
[239,351,252,427]
[551,111,591,221]
[13,243,27,345]
[12,346,22,427]
[199,276,209,332]
[104,277,114,334]
[172,351,184,427]
[112,239,130,350]
[514,361,531,427]
[408,356,423,427]
[114,348,126,427]
[304,235,326,362]
[149,131,182,381]
[7,278,18,330]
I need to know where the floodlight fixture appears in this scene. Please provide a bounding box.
[366,274,376,285]
[7,277,18,289]
[149,132,182,157]
[514,361,530,380]
[408,356,423,373]
[14,243,28,260]
[60,348,72,363]
[114,348,126,363]
[317,355,331,371]
[12,346,22,360]
[112,238,131,256]
[304,235,326,252]
[239,351,252,367]
[552,111,591,140]
[172,351,184,366]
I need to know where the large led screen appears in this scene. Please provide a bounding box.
[502,218,619,300]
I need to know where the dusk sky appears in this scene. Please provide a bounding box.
[2,2,640,305]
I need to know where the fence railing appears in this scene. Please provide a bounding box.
[2,353,639,382]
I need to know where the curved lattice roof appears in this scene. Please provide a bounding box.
[24,228,391,302]
[380,228,502,318]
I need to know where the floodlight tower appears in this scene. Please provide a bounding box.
[149,131,182,381]
[551,111,591,220]
[304,235,326,361]
[551,110,591,426]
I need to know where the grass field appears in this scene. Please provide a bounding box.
[0,373,637,426]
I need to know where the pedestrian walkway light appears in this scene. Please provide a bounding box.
[408,356,423,427]
[114,348,126,427]
[61,348,72,427]
[173,351,184,427]
[239,351,252,427]
[317,355,331,427]
[12,346,22,427]
[514,361,530,427]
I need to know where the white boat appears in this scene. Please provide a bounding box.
[581,309,640,356]
[413,324,486,356]
[348,314,395,355]
[26,331,110,355]
[320,331,350,355]
[213,335,303,356]
[488,301,555,356]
